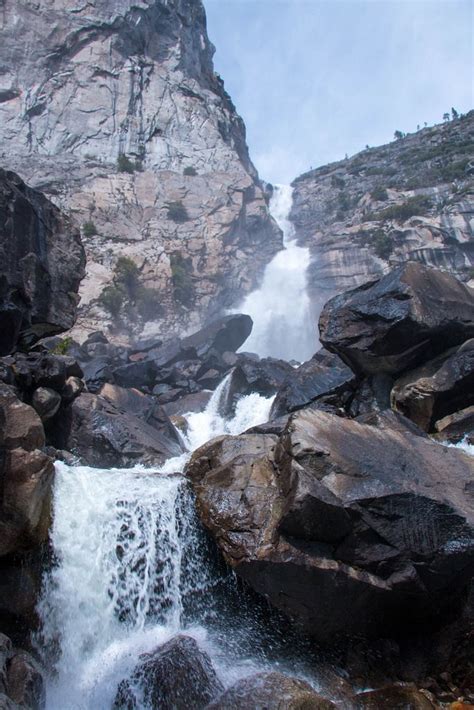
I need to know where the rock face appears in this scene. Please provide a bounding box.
[208,672,337,710]
[319,263,474,376]
[186,408,474,642]
[0,169,85,355]
[114,635,223,710]
[0,385,53,558]
[291,112,474,324]
[0,0,281,342]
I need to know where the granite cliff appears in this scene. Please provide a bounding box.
[291,112,474,323]
[0,0,281,343]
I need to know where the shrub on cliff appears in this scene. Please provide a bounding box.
[183,166,198,176]
[117,154,142,174]
[370,194,432,221]
[167,201,189,223]
[370,185,388,202]
[83,220,97,237]
[170,251,194,305]
[99,285,124,317]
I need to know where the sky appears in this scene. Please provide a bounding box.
[204,0,474,184]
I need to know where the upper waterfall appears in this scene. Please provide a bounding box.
[237,185,317,362]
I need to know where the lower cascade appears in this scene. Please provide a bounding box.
[38,381,290,710]
[236,184,317,362]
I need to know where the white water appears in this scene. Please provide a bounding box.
[39,378,277,709]
[237,184,317,362]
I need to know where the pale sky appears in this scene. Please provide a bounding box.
[205,0,474,184]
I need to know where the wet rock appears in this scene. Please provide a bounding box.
[434,406,474,445]
[0,693,20,709]
[319,263,474,376]
[208,671,337,709]
[31,388,61,421]
[114,635,223,710]
[112,360,158,391]
[0,635,11,694]
[355,684,436,709]
[54,392,182,468]
[391,341,474,431]
[6,652,45,710]
[162,391,212,417]
[80,357,114,394]
[187,409,474,642]
[0,169,85,354]
[271,349,357,418]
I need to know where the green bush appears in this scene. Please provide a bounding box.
[360,229,393,260]
[170,251,194,305]
[370,186,389,202]
[117,154,141,174]
[167,200,189,223]
[114,256,140,298]
[370,195,432,221]
[183,166,198,176]
[99,285,124,317]
[51,336,73,355]
[83,220,97,237]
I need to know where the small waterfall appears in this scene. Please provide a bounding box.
[237,185,317,362]
[38,381,276,709]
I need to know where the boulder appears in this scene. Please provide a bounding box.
[391,341,474,431]
[6,652,45,710]
[319,263,474,376]
[0,169,85,354]
[271,349,357,419]
[207,672,337,709]
[180,314,253,357]
[0,385,53,557]
[186,409,474,642]
[112,360,158,391]
[54,392,183,468]
[114,635,223,710]
[355,684,436,709]
[31,388,61,421]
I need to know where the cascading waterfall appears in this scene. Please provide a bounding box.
[38,379,279,710]
[236,184,317,362]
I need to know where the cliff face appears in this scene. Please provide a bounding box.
[291,112,474,321]
[0,0,281,342]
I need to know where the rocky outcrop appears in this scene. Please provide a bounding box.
[355,685,436,709]
[0,385,53,558]
[207,672,337,710]
[0,169,85,355]
[114,635,223,710]
[51,390,183,468]
[186,408,474,643]
[270,349,357,418]
[319,263,474,376]
[291,112,474,324]
[391,340,474,431]
[0,0,281,343]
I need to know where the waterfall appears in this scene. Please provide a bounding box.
[38,382,277,709]
[237,185,317,362]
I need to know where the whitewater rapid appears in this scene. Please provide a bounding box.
[38,378,278,710]
[237,184,317,362]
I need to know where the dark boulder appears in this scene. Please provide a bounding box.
[0,169,85,354]
[391,340,474,431]
[271,349,357,419]
[187,409,474,643]
[114,635,223,710]
[180,314,252,357]
[54,392,182,468]
[207,672,337,709]
[112,360,157,391]
[319,263,474,376]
